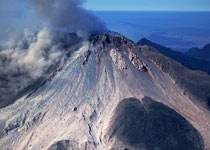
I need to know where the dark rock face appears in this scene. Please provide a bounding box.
[105,97,204,150]
[47,140,79,150]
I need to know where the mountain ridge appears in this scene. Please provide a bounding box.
[137,38,210,74]
[185,44,210,62]
[0,33,210,150]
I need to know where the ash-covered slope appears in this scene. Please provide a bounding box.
[0,33,210,150]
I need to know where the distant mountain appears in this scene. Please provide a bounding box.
[137,38,210,74]
[185,44,210,61]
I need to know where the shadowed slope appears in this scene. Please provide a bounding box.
[47,140,78,150]
[105,97,204,150]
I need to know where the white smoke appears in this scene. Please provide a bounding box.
[0,28,81,107]
[1,28,63,78]
[30,0,107,36]
[0,0,106,107]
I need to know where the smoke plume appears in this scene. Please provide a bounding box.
[30,0,107,36]
[0,28,83,108]
[0,0,106,107]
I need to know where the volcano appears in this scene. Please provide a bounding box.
[0,33,210,150]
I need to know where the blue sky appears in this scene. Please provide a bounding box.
[0,0,210,12]
[0,0,210,44]
[84,0,210,11]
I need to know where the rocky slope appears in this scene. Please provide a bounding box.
[0,33,210,150]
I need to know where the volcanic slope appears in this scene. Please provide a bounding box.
[0,33,210,150]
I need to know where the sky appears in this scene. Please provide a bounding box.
[0,0,209,40]
[0,0,210,12]
[84,0,210,11]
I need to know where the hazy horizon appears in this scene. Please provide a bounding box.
[0,1,210,51]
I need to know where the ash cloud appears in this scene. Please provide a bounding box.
[1,28,63,78]
[0,28,82,108]
[30,0,107,36]
[0,0,106,108]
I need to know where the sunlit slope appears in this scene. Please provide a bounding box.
[0,33,209,150]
